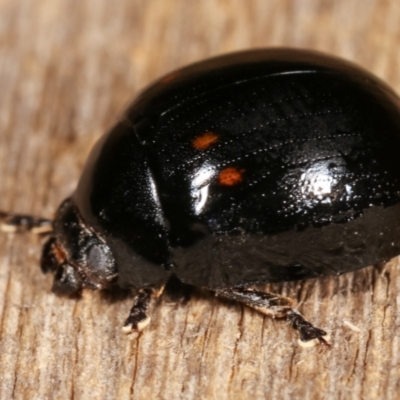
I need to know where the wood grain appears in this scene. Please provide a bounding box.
[1,1,400,399]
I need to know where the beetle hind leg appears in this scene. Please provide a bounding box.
[215,286,328,345]
[0,211,52,234]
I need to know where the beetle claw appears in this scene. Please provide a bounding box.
[317,336,331,347]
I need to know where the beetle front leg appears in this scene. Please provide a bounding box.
[122,285,165,333]
[0,211,52,234]
[215,286,329,345]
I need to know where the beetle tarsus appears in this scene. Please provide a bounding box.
[286,309,328,343]
[122,288,153,333]
[215,286,328,345]
[0,211,52,234]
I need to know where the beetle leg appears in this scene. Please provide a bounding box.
[152,284,166,299]
[122,288,152,333]
[122,285,166,333]
[0,211,52,234]
[215,286,329,345]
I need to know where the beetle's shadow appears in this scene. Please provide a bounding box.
[99,274,195,304]
[100,285,132,303]
[98,261,393,307]
[164,274,194,303]
[256,262,390,303]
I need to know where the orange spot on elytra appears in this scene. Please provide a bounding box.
[192,132,218,150]
[218,167,245,186]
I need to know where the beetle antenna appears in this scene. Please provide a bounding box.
[0,211,53,234]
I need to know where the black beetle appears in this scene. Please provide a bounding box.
[3,48,400,344]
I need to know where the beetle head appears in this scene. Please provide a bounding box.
[41,199,117,295]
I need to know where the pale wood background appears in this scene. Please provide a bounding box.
[1,1,400,399]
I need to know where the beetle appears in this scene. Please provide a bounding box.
[2,48,400,344]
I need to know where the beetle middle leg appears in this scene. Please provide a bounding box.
[215,286,329,345]
[122,285,165,333]
[0,211,52,234]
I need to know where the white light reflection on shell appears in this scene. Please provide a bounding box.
[191,163,217,215]
[299,162,342,204]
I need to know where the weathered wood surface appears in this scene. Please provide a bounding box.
[1,1,400,399]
